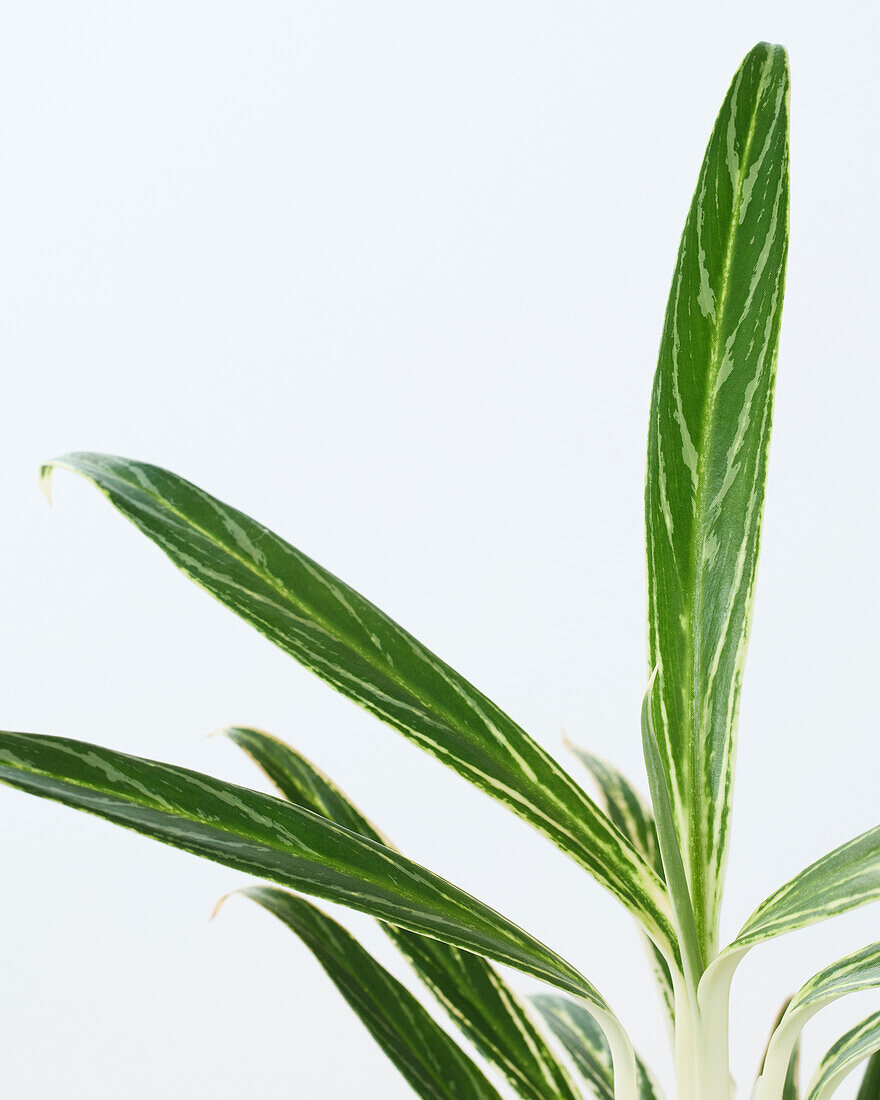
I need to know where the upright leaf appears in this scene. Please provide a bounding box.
[0,730,606,1007]
[227,724,580,1100]
[40,452,676,961]
[236,888,503,1100]
[645,41,790,955]
[807,1011,880,1100]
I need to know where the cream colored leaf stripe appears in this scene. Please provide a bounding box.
[41,452,677,964]
[645,41,790,957]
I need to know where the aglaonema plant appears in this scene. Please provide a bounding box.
[3,41,878,1099]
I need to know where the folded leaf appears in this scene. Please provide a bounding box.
[236,887,503,1100]
[530,996,661,1100]
[227,724,580,1100]
[807,1011,880,1100]
[0,729,603,1006]
[645,41,790,956]
[567,740,675,1030]
[857,1053,880,1099]
[755,944,880,1100]
[41,452,676,962]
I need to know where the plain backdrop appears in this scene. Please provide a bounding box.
[2,2,878,1097]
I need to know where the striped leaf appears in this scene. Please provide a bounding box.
[857,1053,880,1099]
[755,944,880,1100]
[566,740,675,1029]
[806,1011,880,1100]
[645,41,790,956]
[40,452,676,961]
[227,724,580,1100]
[530,997,662,1100]
[236,887,503,1100]
[0,729,607,1008]
[732,825,880,953]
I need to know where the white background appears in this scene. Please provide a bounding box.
[2,2,878,1096]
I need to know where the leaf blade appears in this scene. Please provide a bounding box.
[227,724,581,1100]
[42,452,676,960]
[238,887,504,1100]
[0,729,603,1007]
[645,41,790,955]
[807,1011,880,1100]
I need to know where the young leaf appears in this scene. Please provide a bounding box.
[857,1053,880,1099]
[755,943,880,1100]
[645,41,790,956]
[234,887,504,1100]
[806,1011,880,1100]
[0,729,605,1007]
[227,725,580,1100]
[530,996,662,1100]
[40,452,676,961]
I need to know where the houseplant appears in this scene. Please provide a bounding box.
[3,40,879,1098]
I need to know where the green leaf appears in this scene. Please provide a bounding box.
[857,1053,880,1099]
[530,996,661,1100]
[566,740,675,1030]
[227,724,580,1100]
[645,41,790,956]
[0,729,605,1008]
[732,825,880,952]
[640,673,703,1000]
[755,944,880,1100]
[40,452,676,962]
[234,887,503,1100]
[806,1011,880,1100]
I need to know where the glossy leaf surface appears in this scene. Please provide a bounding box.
[645,41,790,955]
[0,729,605,1006]
[240,887,503,1100]
[228,725,580,1100]
[41,452,675,958]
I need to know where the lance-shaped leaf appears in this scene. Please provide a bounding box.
[700,825,880,1019]
[806,1011,880,1100]
[0,729,605,1007]
[232,887,504,1100]
[40,452,676,961]
[227,724,580,1100]
[645,40,790,955]
[530,996,662,1100]
[566,739,675,1030]
[756,944,880,1100]
[857,1053,880,1099]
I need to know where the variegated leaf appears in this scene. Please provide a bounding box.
[645,41,790,956]
[236,887,503,1100]
[227,724,580,1100]
[566,740,675,1030]
[807,1011,880,1100]
[41,453,676,962]
[857,1052,880,1099]
[530,996,662,1100]
[0,729,607,1007]
[755,944,880,1100]
[732,825,880,952]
